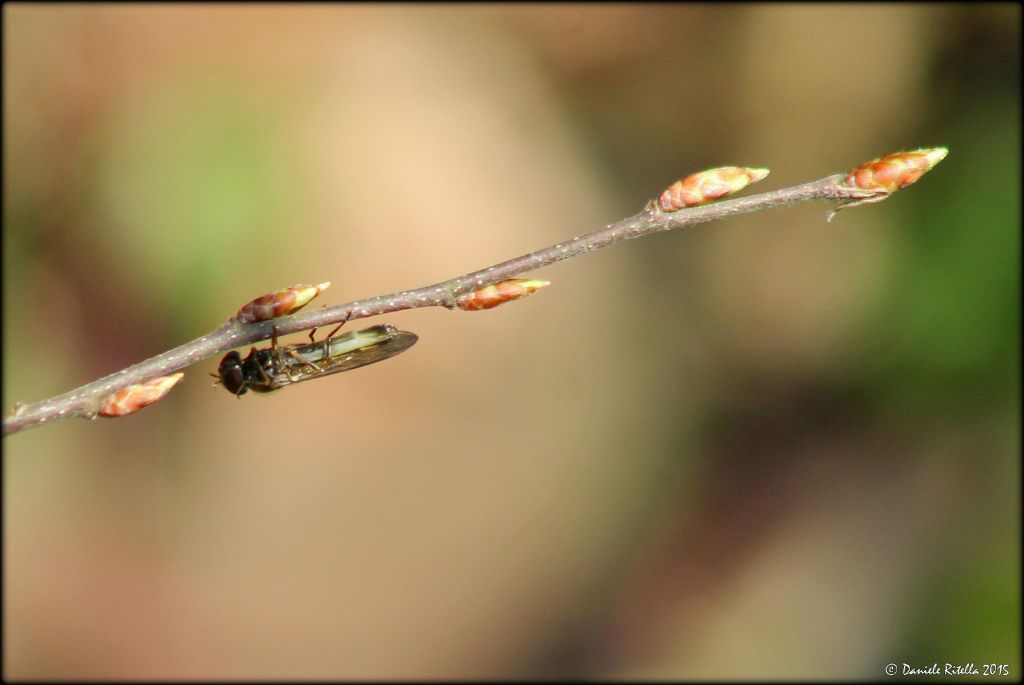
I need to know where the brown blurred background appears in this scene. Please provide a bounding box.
[3,4,1019,680]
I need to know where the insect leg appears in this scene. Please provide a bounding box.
[285,347,324,377]
[319,307,353,356]
[254,358,274,387]
[269,326,285,376]
[326,309,353,341]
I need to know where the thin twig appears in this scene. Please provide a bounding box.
[0,171,904,436]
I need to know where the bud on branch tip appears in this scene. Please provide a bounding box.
[457,279,551,311]
[828,147,948,221]
[658,166,770,212]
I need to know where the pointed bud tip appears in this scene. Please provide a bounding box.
[919,147,948,167]
[748,168,771,183]
[150,373,185,391]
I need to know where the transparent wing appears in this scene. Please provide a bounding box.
[270,326,418,388]
[294,325,400,364]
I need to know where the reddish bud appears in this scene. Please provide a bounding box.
[844,147,948,193]
[658,166,770,212]
[829,147,948,221]
[98,373,185,417]
[234,282,331,323]
[456,279,551,311]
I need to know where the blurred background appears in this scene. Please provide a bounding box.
[3,4,1019,679]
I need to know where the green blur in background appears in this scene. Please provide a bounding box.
[3,4,1019,680]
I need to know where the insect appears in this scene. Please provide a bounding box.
[213,323,418,396]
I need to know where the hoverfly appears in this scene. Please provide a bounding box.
[213,324,418,396]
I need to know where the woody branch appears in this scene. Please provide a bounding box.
[3,149,947,436]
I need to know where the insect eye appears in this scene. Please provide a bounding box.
[218,352,248,396]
